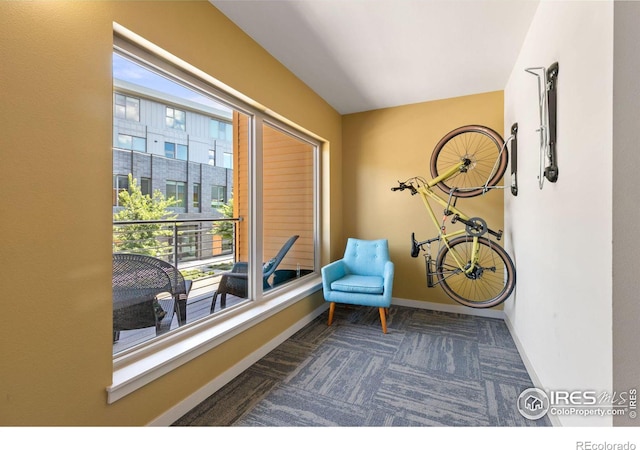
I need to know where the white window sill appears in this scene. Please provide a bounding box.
[107,275,322,404]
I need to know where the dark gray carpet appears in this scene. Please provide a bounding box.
[173,305,551,427]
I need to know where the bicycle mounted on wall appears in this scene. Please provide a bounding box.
[392,125,516,308]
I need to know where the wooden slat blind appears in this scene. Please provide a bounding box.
[232,116,315,276]
[263,124,314,272]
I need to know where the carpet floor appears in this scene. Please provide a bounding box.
[172,304,551,427]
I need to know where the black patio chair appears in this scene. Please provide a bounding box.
[210,235,299,313]
[112,253,192,342]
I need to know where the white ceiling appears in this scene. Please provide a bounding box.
[210,0,540,115]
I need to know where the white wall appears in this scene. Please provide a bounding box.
[612,0,640,427]
[503,1,613,426]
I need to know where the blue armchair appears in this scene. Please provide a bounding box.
[321,238,394,333]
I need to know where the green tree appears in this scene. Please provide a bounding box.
[212,197,234,239]
[113,174,178,257]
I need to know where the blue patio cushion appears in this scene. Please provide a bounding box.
[330,274,384,295]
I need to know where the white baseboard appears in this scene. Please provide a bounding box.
[502,314,561,427]
[148,302,330,426]
[391,297,505,319]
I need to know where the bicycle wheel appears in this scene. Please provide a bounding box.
[430,125,507,198]
[435,235,516,308]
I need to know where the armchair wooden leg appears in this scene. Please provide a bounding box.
[328,302,336,326]
[379,307,388,334]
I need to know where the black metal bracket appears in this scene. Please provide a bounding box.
[545,62,559,183]
[525,61,559,189]
[510,122,518,196]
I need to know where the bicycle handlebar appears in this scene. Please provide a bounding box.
[392,180,502,240]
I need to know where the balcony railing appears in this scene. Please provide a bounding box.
[112,217,245,354]
[113,217,240,266]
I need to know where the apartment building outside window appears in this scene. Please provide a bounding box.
[113,174,129,207]
[164,142,188,160]
[193,183,201,210]
[114,93,140,121]
[166,106,186,130]
[140,177,151,197]
[211,185,226,207]
[116,133,146,152]
[223,152,233,169]
[166,180,186,206]
[210,118,232,141]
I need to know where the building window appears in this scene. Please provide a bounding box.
[164,142,188,160]
[211,185,226,208]
[166,181,186,206]
[210,118,232,142]
[114,93,140,122]
[166,106,186,131]
[115,133,146,152]
[193,183,201,210]
[113,174,129,207]
[208,149,215,166]
[223,152,233,169]
[140,177,151,197]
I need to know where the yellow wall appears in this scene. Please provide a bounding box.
[1,0,504,425]
[0,1,341,425]
[342,92,504,306]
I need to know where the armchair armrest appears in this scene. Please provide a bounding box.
[383,260,395,297]
[321,259,347,292]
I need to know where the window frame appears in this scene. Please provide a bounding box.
[193,183,201,210]
[114,93,140,122]
[115,133,146,152]
[113,174,129,207]
[165,180,186,207]
[109,27,323,403]
[166,105,186,131]
[210,185,226,208]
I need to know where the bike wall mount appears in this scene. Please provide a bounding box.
[510,122,518,196]
[525,62,559,189]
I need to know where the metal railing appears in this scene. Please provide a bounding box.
[113,217,241,279]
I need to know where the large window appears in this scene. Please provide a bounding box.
[112,39,319,361]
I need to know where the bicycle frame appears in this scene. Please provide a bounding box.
[415,183,479,276]
[411,161,501,277]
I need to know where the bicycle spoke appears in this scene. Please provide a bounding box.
[436,236,515,308]
[430,125,507,198]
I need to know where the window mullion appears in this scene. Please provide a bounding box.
[251,115,264,302]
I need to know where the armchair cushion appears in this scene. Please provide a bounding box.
[331,274,384,295]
